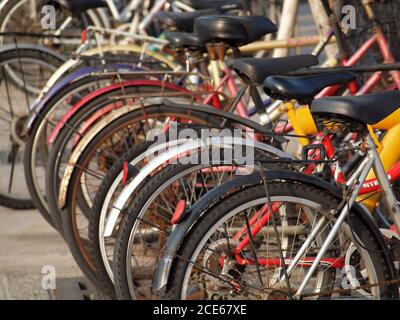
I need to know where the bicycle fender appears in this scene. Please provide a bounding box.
[47,80,189,144]
[22,63,138,136]
[163,98,288,144]
[102,133,293,238]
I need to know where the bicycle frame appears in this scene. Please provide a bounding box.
[292,132,400,298]
[288,108,400,211]
[270,13,400,209]
[273,100,400,218]
[317,31,400,98]
[267,31,400,133]
[208,128,400,298]
[105,0,147,24]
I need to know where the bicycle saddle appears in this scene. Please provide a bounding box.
[52,0,107,16]
[233,55,319,84]
[263,72,356,104]
[180,0,243,12]
[155,9,219,33]
[164,31,205,50]
[194,15,277,46]
[311,90,400,125]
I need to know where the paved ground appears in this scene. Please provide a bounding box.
[0,207,85,299]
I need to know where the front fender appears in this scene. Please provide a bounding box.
[152,170,397,293]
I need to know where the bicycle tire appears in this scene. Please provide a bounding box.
[166,180,398,300]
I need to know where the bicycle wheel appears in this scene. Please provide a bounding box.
[166,179,397,300]
[0,45,64,209]
[88,140,161,295]
[112,158,288,300]
[60,107,226,296]
[24,60,172,226]
[24,76,115,226]
[0,0,108,52]
[44,83,193,231]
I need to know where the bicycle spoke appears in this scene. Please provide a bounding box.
[7,145,18,194]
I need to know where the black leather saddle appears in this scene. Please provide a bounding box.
[194,15,277,46]
[180,0,243,11]
[263,72,357,104]
[155,9,219,33]
[164,31,204,50]
[311,90,400,126]
[233,55,319,85]
[51,0,107,16]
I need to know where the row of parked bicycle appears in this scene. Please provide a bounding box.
[2,0,400,300]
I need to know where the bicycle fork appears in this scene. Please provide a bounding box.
[293,132,400,298]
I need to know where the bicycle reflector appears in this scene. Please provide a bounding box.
[171,200,186,225]
[81,29,87,43]
[122,162,139,186]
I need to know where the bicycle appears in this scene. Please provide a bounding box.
[103,3,400,296]
[46,15,292,296]
[22,8,219,225]
[163,88,400,300]
[82,10,400,297]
